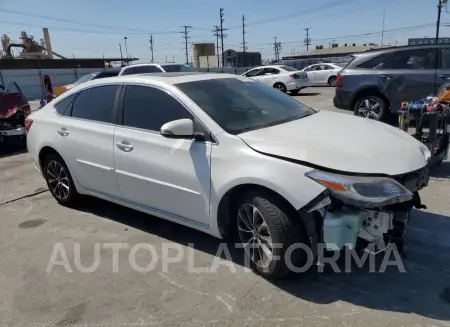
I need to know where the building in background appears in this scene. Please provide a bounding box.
[223,49,262,68]
[408,37,450,45]
[192,43,216,68]
[281,42,389,69]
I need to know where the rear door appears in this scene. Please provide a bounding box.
[54,84,121,197]
[259,67,281,86]
[437,47,450,95]
[378,48,437,112]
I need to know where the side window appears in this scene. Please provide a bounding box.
[358,49,436,70]
[122,85,193,131]
[54,93,78,116]
[357,53,393,69]
[245,69,261,77]
[71,85,119,123]
[440,48,450,69]
[304,66,314,72]
[263,68,280,75]
[313,65,323,71]
[323,65,334,70]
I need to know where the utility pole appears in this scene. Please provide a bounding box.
[180,25,192,65]
[381,10,386,46]
[213,25,220,66]
[149,34,154,63]
[436,0,447,44]
[124,36,129,61]
[219,8,227,67]
[303,28,311,51]
[273,37,282,61]
[241,15,247,67]
[118,44,123,65]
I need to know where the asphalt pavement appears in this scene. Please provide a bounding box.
[1,87,449,327]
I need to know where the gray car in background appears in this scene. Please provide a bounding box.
[333,44,450,121]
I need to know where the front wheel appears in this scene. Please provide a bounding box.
[354,95,388,121]
[236,191,310,280]
[273,83,287,93]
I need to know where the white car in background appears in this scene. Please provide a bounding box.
[242,65,311,95]
[301,63,342,87]
[27,73,430,280]
[118,63,195,75]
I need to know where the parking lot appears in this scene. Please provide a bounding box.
[1,87,450,327]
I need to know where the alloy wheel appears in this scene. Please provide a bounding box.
[275,84,286,92]
[357,98,381,119]
[46,160,70,200]
[237,203,274,268]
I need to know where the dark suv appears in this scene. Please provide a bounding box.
[333,44,450,121]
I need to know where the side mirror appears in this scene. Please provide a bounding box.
[160,118,196,139]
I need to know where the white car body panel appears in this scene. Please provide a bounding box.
[302,64,342,85]
[239,110,429,175]
[242,65,312,91]
[26,73,428,241]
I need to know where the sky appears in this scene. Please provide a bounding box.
[0,0,447,64]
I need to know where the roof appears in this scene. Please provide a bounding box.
[84,72,238,87]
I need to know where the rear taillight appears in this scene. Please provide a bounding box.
[336,75,344,87]
[289,73,300,79]
[25,119,33,134]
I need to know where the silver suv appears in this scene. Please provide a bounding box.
[333,44,450,121]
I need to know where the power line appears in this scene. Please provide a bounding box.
[304,28,311,51]
[149,34,154,63]
[180,25,192,65]
[241,15,247,66]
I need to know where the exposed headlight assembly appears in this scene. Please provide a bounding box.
[305,170,413,208]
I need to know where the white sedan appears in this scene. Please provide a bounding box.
[242,65,311,95]
[26,73,430,279]
[301,63,342,87]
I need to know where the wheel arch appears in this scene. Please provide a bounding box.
[350,87,390,110]
[216,183,304,239]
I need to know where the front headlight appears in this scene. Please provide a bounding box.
[305,170,413,208]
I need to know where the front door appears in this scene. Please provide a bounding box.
[54,84,121,197]
[113,85,212,227]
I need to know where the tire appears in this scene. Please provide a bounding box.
[43,153,80,206]
[328,76,337,87]
[235,190,310,280]
[273,83,287,93]
[353,95,388,121]
[290,89,300,95]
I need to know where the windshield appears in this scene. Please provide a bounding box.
[176,78,315,134]
[74,73,96,84]
[162,64,195,72]
[279,65,297,72]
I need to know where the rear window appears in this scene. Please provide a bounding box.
[341,55,357,69]
[161,64,195,72]
[121,66,162,75]
[93,71,120,79]
[279,65,297,72]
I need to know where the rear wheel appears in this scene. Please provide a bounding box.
[236,190,310,280]
[328,76,337,87]
[354,95,388,121]
[273,83,287,93]
[43,153,80,206]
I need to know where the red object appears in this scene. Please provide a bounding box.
[289,73,300,79]
[336,75,344,87]
[24,119,33,134]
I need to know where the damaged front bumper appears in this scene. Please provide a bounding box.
[301,166,430,254]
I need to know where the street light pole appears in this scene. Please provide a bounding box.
[124,36,129,63]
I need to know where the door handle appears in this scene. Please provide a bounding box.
[57,128,69,136]
[439,74,450,80]
[116,142,134,152]
[380,75,393,80]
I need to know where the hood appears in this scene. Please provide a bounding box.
[238,110,429,175]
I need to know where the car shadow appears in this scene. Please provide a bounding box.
[295,92,321,97]
[0,145,27,158]
[430,161,450,179]
[76,196,450,323]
